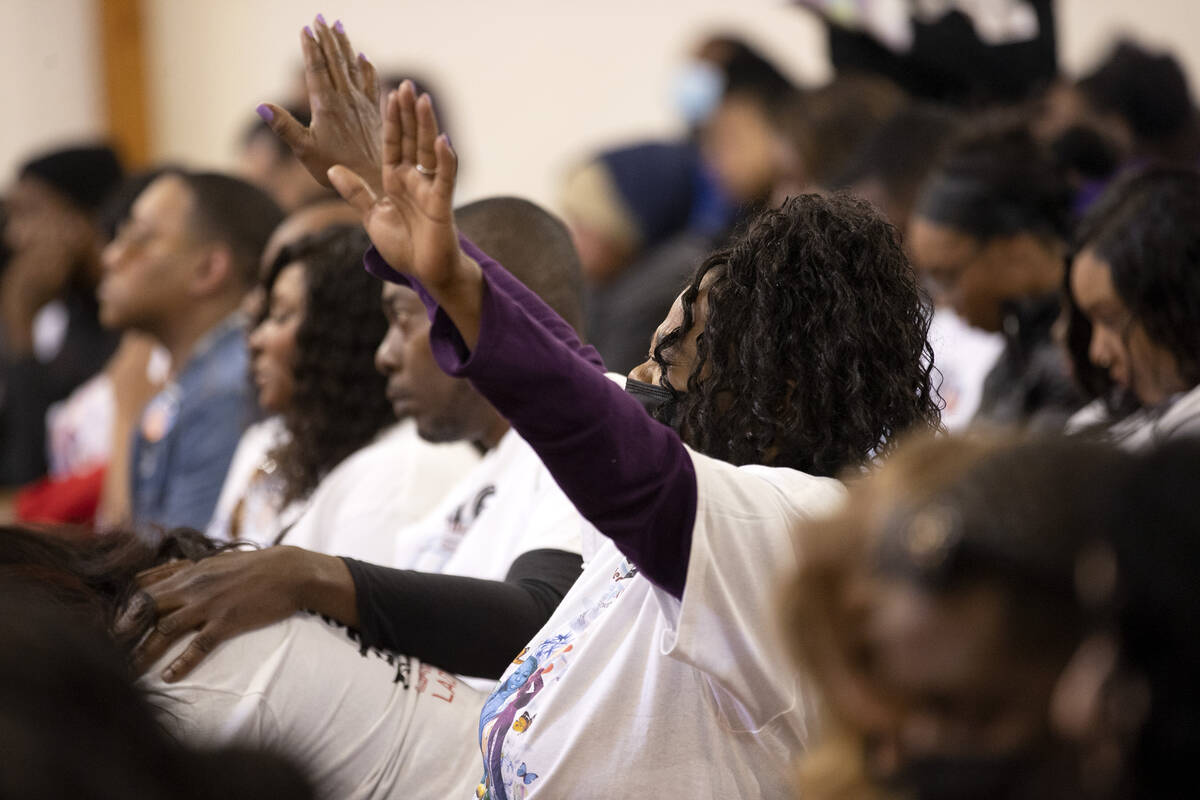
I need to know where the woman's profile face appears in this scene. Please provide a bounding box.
[248,262,306,413]
[1070,248,1188,407]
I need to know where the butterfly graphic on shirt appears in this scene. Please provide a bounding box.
[516,763,538,784]
[478,557,641,797]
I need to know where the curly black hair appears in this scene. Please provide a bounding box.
[1073,166,1200,396]
[654,193,942,476]
[259,225,394,505]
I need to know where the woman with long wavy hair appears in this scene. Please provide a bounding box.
[209,224,477,556]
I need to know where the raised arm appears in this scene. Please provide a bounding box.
[329,84,696,597]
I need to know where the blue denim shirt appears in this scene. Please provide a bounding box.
[131,315,257,533]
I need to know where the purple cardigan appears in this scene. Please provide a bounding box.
[364,239,698,599]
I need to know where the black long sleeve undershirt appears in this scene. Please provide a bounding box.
[340,548,582,680]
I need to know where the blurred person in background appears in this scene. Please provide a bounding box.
[833,103,1005,430]
[12,170,170,528]
[98,170,283,532]
[798,0,1057,108]
[0,579,314,800]
[560,141,713,373]
[693,36,798,214]
[0,145,124,486]
[1035,39,1198,218]
[0,527,482,799]
[209,224,479,555]
[1052,440,1200,800]
[1065,166,1200,448]
[786,434,1127,800]
[769,73,905,203]
[908,118,1084,430]
[1038,40,1199,172]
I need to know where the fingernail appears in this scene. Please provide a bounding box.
[316,13,327,25]
[358,52,369,63]
[441,133,453,149]
[163,667,176,682]
[256,103,274,123]
[304,25,315,39]
[334,19,345,33]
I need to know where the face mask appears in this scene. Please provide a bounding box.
[672,60,725,126]
[625,378,681,429]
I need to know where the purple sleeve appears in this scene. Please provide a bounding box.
[362,241,697,599]
[364,237,605,371]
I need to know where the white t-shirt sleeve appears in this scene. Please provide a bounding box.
[656,449,845,730]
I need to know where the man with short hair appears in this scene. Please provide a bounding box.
[99,170,283,531]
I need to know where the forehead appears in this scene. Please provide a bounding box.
[907,216,979,270]
[132,175,194,228]
[1070,248,1118,309]
[270,262,307,298]
[7,175,67,211]
[381,282,423,309]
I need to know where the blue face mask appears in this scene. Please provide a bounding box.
[672,61,725,126]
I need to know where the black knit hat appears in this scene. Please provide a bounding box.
[19,145,124,214]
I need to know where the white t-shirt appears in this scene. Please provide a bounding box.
[146,613,485,800]
[282,420,481,562]
[474,448,846,798]
[207,417,299,547]
[388,428,585,580]
[45,372,113,477]
[927,307,1005,431]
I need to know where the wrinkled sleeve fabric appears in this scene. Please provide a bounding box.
[342,548,582,679]
[362,239,697,598]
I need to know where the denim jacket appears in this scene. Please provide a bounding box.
[131,315,257,533]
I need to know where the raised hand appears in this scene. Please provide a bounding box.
[256,14,383,194]
[329,81,481,310]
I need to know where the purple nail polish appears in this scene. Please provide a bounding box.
[358,52,369,63]
[256,104,274,123]
[304,25,315,39]
[334,19,344,33]
[316,13,326,25]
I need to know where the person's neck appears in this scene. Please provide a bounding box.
[154,299,240,378]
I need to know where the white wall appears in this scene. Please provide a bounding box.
[0,0,101,183]
[6,1,1200,207]
[141,0,828,209]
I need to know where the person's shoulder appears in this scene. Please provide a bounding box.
[686,447,846,521]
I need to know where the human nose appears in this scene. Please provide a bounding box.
[1089,329,1115,370]
[375,329,403,375]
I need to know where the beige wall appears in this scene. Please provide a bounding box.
[0,0,101,182]
[5,1,1200,206]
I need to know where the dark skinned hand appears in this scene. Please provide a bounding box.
[257,14,384,195]
[328,81,484,347]
[116,545,355,682]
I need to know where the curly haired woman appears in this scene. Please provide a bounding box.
[319,81,941,798]
[208,224,477,555]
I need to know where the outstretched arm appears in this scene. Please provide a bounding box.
[330,86,697,598]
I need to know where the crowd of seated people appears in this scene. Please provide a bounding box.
[2,5,1200,798]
